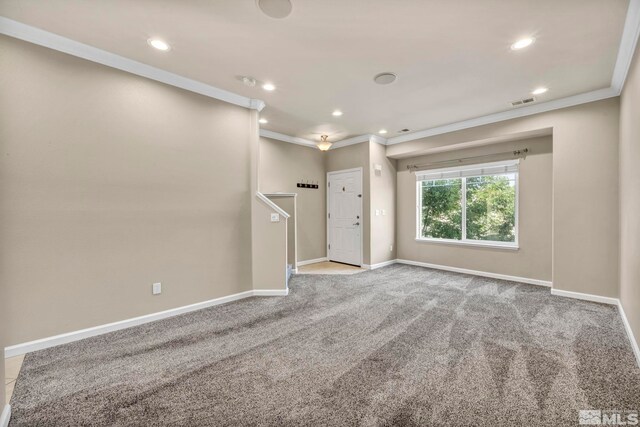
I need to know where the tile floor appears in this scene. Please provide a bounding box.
[5,354,24,405]
[297,261,365,275]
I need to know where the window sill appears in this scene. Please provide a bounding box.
[414,238,519,251]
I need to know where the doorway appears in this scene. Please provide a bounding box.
[327,168,363,267]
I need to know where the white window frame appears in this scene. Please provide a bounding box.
[415,169,519,250]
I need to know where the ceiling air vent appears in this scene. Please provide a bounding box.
[397,128,411,133]
[511,97,536,107]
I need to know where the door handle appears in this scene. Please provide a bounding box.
[353,222,360,226]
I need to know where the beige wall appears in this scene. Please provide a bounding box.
[370,141,397,265]
[326,142,371,265]
[620,43,640,345]
[397,137,552,281]
[389,98,620,297]
[251,197,288,291]
[267,196,297,267]
[0,36,254,345]
[259,137,326,262]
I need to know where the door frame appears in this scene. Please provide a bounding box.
[326,167,364,267]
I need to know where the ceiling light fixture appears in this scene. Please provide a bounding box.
[511,37,535,50]
[332,110,343,117]
[257,0,293,19]
[374,72,397,85]
[379,129,387,134]
[147,38,170,51]
[262,83,276,91]
[532,87,548,95]
[317,135,332,151]
[259,118,268,124]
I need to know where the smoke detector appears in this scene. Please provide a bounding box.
[242,76,257,87]
[374,72,397,85]
[257,0,293,19]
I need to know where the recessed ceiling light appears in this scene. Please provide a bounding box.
[262,83,276,91]
[257,0,293,19]
[511,37,535,50]
[379,129,387,134]
[147,38,170,51]
[374,72,397,85]
[259,118,268,124]
[332,110,343,117]
[532,87,548,95]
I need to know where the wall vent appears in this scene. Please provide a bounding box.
[511,97,536,107]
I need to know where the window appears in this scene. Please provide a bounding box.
[416,160,518,248]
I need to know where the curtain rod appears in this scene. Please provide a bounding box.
[406,148,529,173]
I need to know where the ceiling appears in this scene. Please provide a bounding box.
[0,0,630,143]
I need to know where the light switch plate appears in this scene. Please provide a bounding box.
[270,213,280,222]
[152,282,162,295]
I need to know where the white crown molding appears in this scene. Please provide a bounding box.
[0,17,264,111]
[330,134,371,149]
[386,87,618,145]
[259,129,317,148]
[612,0,640,93]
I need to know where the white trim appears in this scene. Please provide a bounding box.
[4,289,287,358]
[0,17,262,111]
[618,300,640,367]
[263,193,297,197]
[612,0,640,93]
[327,168,364,267]
[363,259,398,270]
[414,238,519,250]
[387,87,618,145]
[259,130,317,148]
[0,405,10,427]
[297,257,328,266]
[330,134,371,149]
[256,192,290,218]
[549,289,618,305]
[396,259,552,287]
[369,135,388,146]
[252,289,289,296]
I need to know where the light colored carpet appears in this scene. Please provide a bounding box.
[10,264,640,426]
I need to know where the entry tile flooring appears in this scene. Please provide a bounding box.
[297,261,365,275]
[5,354,24,405]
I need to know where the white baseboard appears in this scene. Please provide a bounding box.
[297,257,328,266]
[617,301,640,367]
[4,289,287,358]
[253,289,289,296]
[550,289,618,305]
[396,259,552,287]
[1,404,10,427]
[363,259,398,270]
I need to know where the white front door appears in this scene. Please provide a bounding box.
[327,168,362,266]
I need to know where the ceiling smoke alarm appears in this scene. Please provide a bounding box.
[257,0,293,19]
[374,72,397,85]
[242,76,257,87]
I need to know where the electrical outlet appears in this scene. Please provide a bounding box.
[152,282,162,295]
[270,213,280,222]
[375,209,380,216]
[389,244,393,252]
[382,209,387,216]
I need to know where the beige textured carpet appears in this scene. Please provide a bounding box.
[10,264,640,426]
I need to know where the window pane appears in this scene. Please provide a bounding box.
[466,174,516,242]
[420,179,462,240]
